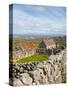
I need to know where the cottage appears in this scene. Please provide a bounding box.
[36,39,56,54]
[13,42,37,61]
[21,42,37,57]
[39,39,56,49]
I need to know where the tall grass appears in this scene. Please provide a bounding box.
[16,54,48,63]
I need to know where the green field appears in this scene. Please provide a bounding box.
[16,54,48,63]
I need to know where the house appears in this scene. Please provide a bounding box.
[20,42,37,57]
[13,42,37,61]
[42,39,56,49]
[39,39,56,49]
[36,39,56,54]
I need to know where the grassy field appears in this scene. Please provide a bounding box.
[16,54,48,63]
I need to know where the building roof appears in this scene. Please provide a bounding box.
[43,39,55,46]
[21,42,37,49]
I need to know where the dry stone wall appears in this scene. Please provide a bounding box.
[9,49,66,86]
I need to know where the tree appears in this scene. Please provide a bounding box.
[54,36,66,49]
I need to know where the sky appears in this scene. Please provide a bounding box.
[11,4,66,36]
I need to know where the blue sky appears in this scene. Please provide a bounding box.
[12,4,66,36]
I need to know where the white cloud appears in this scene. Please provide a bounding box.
[13,8,66,35]
[34,6,45,12]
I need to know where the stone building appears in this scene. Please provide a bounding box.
[12,39,56,61]
[36,39,56,54]
[40,39,56,49]
[13,42,37,61]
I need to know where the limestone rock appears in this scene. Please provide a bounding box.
[9,49,66,86]
[19,67,24,73]
[36,62,44,68]
[20,73,32,85]
[13,79,23,86]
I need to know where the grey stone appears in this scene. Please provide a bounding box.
[24,70,28,73]
[19,67,24,73]
[15,65,20,70]
[36,63,44,68]
[20,73,32,85]
[10,49,66,85]
[13,79,23,86]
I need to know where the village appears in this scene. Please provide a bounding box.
[11,36,66,62]
[9,36,66,85]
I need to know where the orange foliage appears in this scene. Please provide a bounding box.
[21,42,36,49]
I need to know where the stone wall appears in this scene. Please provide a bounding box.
[13,49,36,61]
[9,49,66,86]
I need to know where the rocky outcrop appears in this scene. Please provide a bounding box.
[9,49,66,86]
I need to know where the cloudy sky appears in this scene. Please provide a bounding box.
[12,4,66,36]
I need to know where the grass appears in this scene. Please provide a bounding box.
[16,54,48,63]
